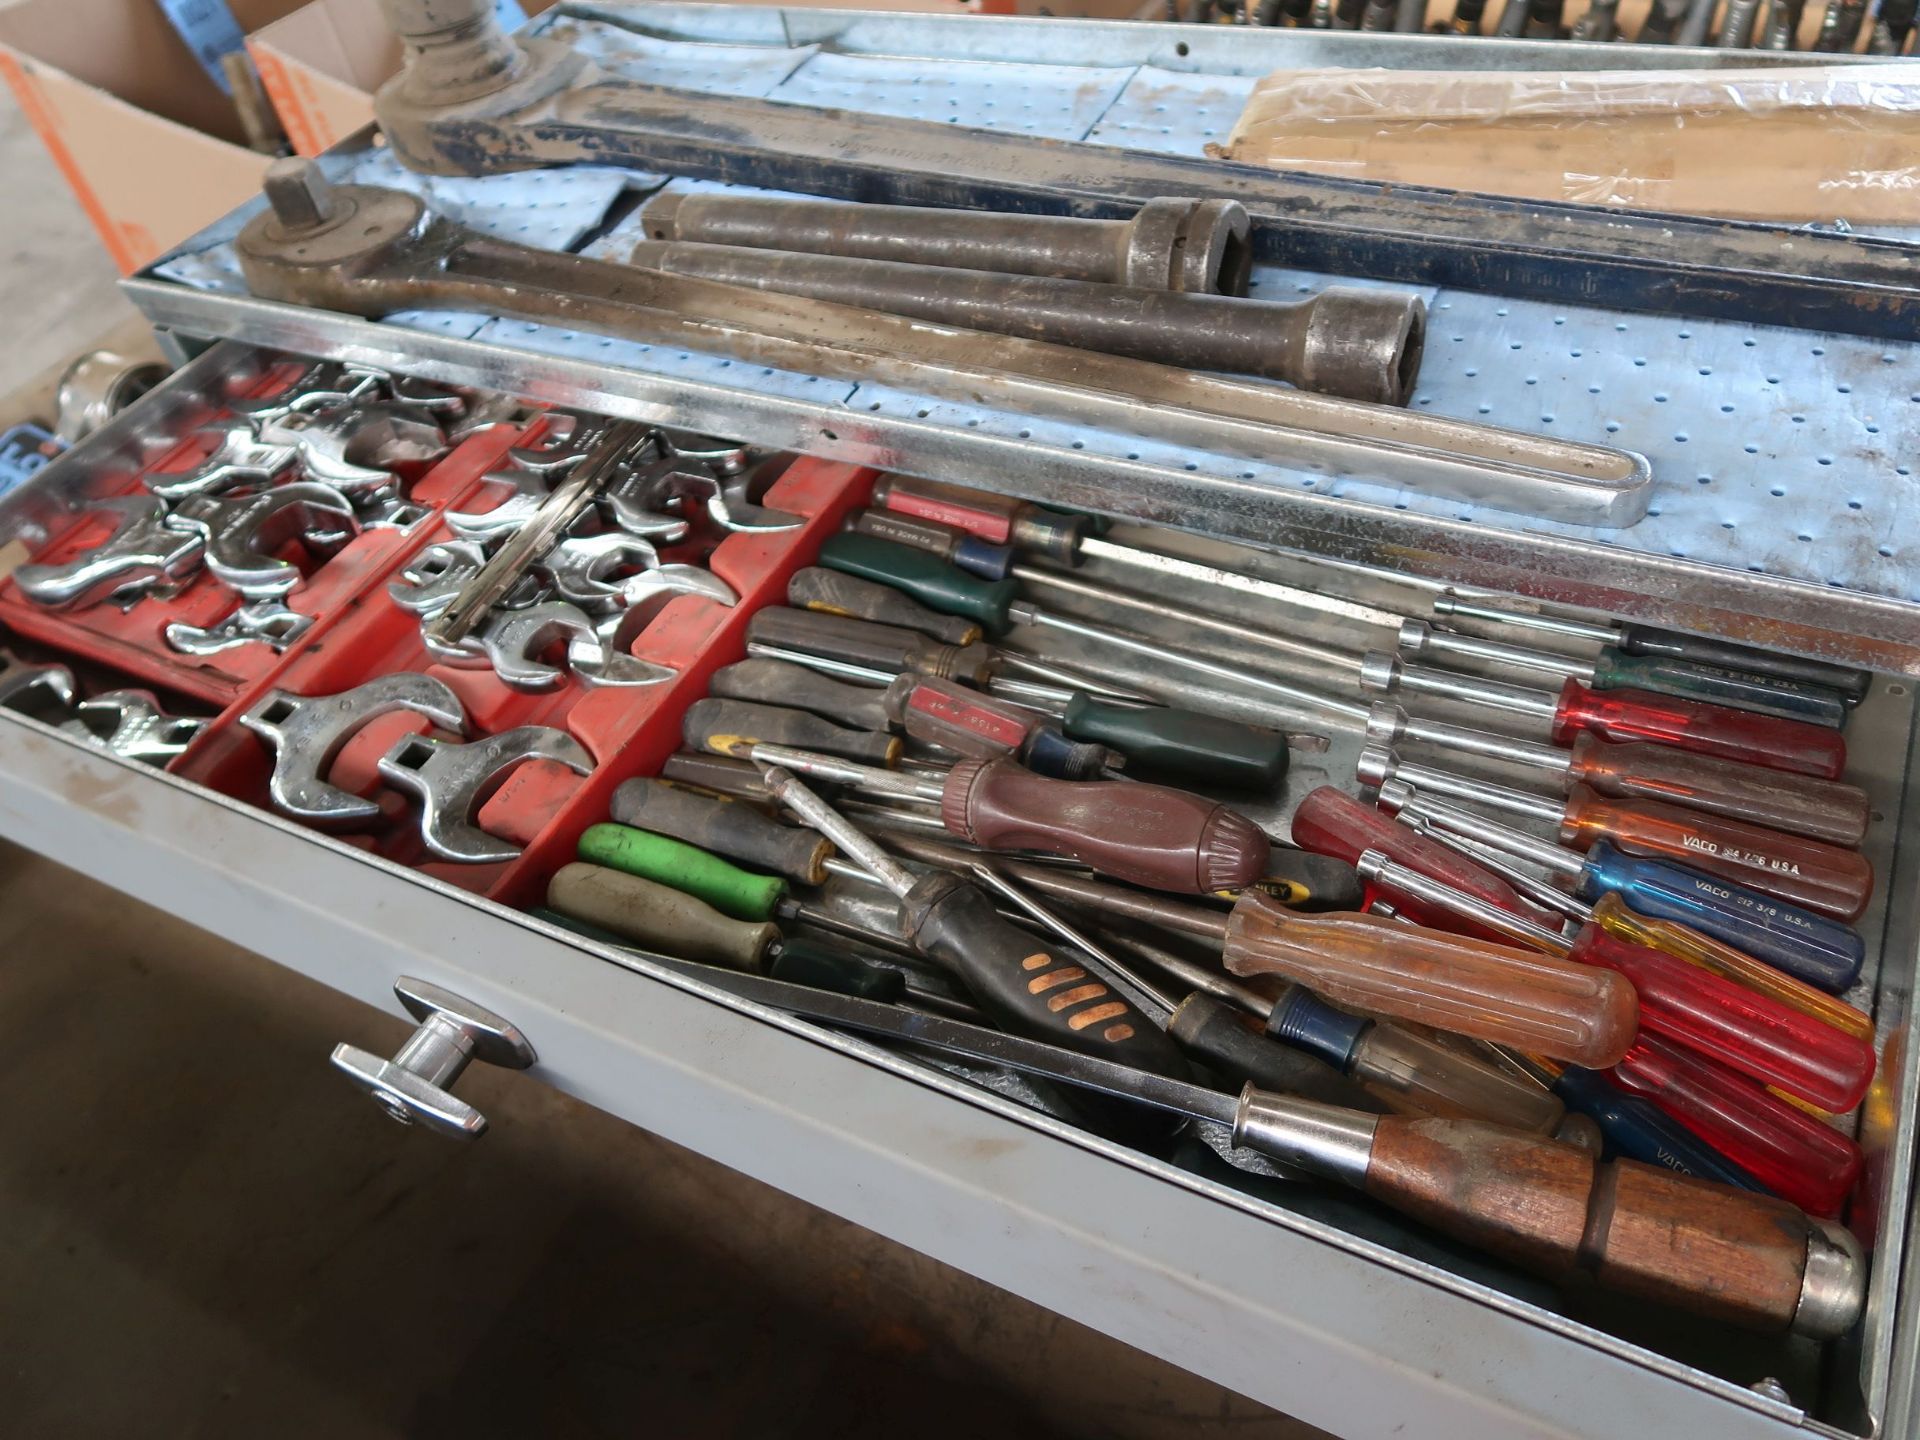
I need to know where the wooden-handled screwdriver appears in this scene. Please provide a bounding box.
[631,948,1863,1338]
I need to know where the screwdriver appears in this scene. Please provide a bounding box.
[1397,619,1849,729]
[889,830,1564,1131]
[874,475,1852,714]
[822,533,1851,782]
[1366,699,1870,848]
[743,644,1292,791]
[1285,784,1551,941]
[747,743,1270,895]
[756,761,1192,1077]
[711,659,1119,780]
[1351,849,1875,1113]
[1361,652,1847,781]
[611,778,832,884]
[1429,593,1874,703]
[1613,1033,1864,1218]
[789,565,985,646]
[680,961,1866,1335]
[542,864,977,1016]
[1379,785,1866,993]
[1517,1056,1768,1193]
[1358,747,1875,922]
[849,508,1014,580]
[683,696,902,768]
[1394,813,1877,1045]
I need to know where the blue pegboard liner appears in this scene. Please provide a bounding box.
[151,22,1920,600]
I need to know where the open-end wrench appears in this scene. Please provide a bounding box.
[148,422,301,501]
[167,481,361,597]
[256,409,404,492]
[538,531,670,614]
[233,161,1654,529]
[239,672,467,826]
[15,495,206,609]
[165,599,316,655]
[63,690,206,764]
[377,724,594,862]
[231,360,388,423]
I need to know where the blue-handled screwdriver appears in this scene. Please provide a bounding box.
[1378,784,1865,994]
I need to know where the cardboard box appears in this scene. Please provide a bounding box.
[0,0,311,274]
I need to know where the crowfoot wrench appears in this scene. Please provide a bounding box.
[240,672,467,827]
[165,599,316,655]
[256,408,408,492]
[377,724,594,862]
[62,690,206,764]
[390,540,545,618]
[15,495,206,609]
[231,360,388,422]
[167,482,361,597]
[148,422,300,501]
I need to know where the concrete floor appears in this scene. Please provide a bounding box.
[0,87,1322,1439]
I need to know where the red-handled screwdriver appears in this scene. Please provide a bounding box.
[1358,747,1874,922]
[1352,850,1876,1113]
[1366,700,1870,848]
[1361,652,1847,781]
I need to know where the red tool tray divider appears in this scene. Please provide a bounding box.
[0,361,532,710]
[170,456,875,906]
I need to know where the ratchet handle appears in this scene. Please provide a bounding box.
[1563,734,1870,848]
[901,871,1189,1076]
[1560,785,1874,922]
[1221,891,1638,1068]
[1553,680,1846,780]
[1614,624,1871,704]
[941,757,1270,894]
[1594,647,1850,729]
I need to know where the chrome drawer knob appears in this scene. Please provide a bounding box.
[331,977,535,1139]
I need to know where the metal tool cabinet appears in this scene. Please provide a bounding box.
[2,7,1917,1437]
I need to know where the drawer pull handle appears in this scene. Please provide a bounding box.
[330,977,535,1139]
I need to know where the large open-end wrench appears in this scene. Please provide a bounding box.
[15,495,206,610]
[240,673,467,826]
[167,481,361,598]
[234,161,1654,528]
[377,724,594,862]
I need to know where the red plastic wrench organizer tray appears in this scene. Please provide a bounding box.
[173,456,877,907]
[0,360,530,708]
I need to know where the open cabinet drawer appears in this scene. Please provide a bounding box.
[0,337,1915,1440]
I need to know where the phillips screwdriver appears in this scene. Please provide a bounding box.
[1358,747,1874,921]
[1397,619,1848,729]
[541,866,977,1016]
[1362,652,1847,781]
[1395,814,1877,1045]
[1379,785,1866,993]
[1366,700,1870,847]
[745,743,1270,895]
[712,659,1119,780]
[891,830,1564,1131]
[756,761,1192,1077]
[1351,849,1875,1112]
[875,476,1851,712]
[1516,1056,1768,1192]
[1613,1033,1864,1218]
[1429,593,1873,703]
[823,533,1851,782]
[744,643,1292,791]
[659,959,1865,1335]
[849,508,1013,579]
